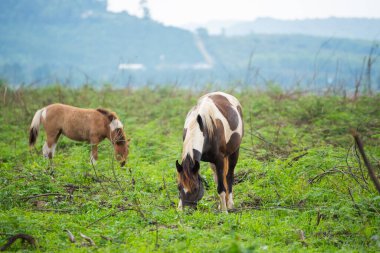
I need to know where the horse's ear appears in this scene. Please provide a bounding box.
[108,113,116,122]
[197,115,204,132]
[193,160,200,173]
[176,160,183,173]
[97,108,116,122]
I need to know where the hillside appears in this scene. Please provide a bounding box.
[0,1,379,89]
[202,33,380,89]
[0,0,204,85]
[195,17,380,41]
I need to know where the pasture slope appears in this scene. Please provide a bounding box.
[0,84,379,252]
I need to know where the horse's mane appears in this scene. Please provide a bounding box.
[199,107,215,138]
[96,108,118,122]
[113,128,126,145]
[97,108,126,145]
[198,96,218,138]
[181,99,216,161]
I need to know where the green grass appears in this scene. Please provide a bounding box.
[0,85,379,252]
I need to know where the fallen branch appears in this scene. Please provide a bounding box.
[298,229,308,246]
[234,170,252,185]
[80,233,95,246]
[90,160,110,194]
[352,130,380,194]
[248,129,285,152]
[315,210,322,226]
[308,167,370,191]
[154,221,159,249]
[347,187,362,216]
[110,153,125,194]
[308,169,343,184]
[100,235,113,241]
[0,233,36,251]
[33,208,74,213]
[86,206,146,228]
[86,207,131,228]
[229,203,331,214]
[21,193,67,200]
[64,229,76,243]
[287,152,308,166]
[353,143,368,185]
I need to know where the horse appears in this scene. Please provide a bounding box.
[29,103,129,166]
[176,91,243,213]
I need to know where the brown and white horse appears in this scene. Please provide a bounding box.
[29,103,129,166]
[176,92,243,213]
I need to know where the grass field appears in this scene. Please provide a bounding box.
[0,85,379,252]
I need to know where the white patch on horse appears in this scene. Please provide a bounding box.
[43,142,56,158]
[178,199,183,211]
[183,187,189,194]
[203,92,243,142]
[227,192,234,209]
[43,142,50,157]
[219,191,228,213]
[109,119,123,131]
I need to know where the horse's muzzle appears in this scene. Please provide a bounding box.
[120,161,126,167]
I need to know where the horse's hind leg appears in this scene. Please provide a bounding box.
[90,144,98,165]
[43,130,61,159]
[227,149,239,209]
[90,136,100,165]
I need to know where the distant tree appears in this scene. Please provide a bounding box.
[196,27,209,38]
[365,42,379,94]
[139,0,151,20]
[1,63,25,84]
[33,64,51,81]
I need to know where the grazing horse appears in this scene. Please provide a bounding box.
[176,92,243,213]
[29,103,129,166]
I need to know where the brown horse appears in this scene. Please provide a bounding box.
[29,103,129,166]
[176,92,243,213]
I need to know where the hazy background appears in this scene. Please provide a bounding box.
[108,0,380,26]
[1,0,379,90]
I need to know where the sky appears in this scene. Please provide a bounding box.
[107,0,380,27]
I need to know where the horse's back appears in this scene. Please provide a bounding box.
[42,103,107,142]
[196,92,243,156]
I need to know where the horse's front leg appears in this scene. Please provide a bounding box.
[215,157,228,213]
[90,144,98,165]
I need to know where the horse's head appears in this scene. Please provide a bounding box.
[111,128,129,167]
[98,108,129,167]
[176,158,204,208]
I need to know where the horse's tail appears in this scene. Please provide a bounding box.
[29,108,45,146]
